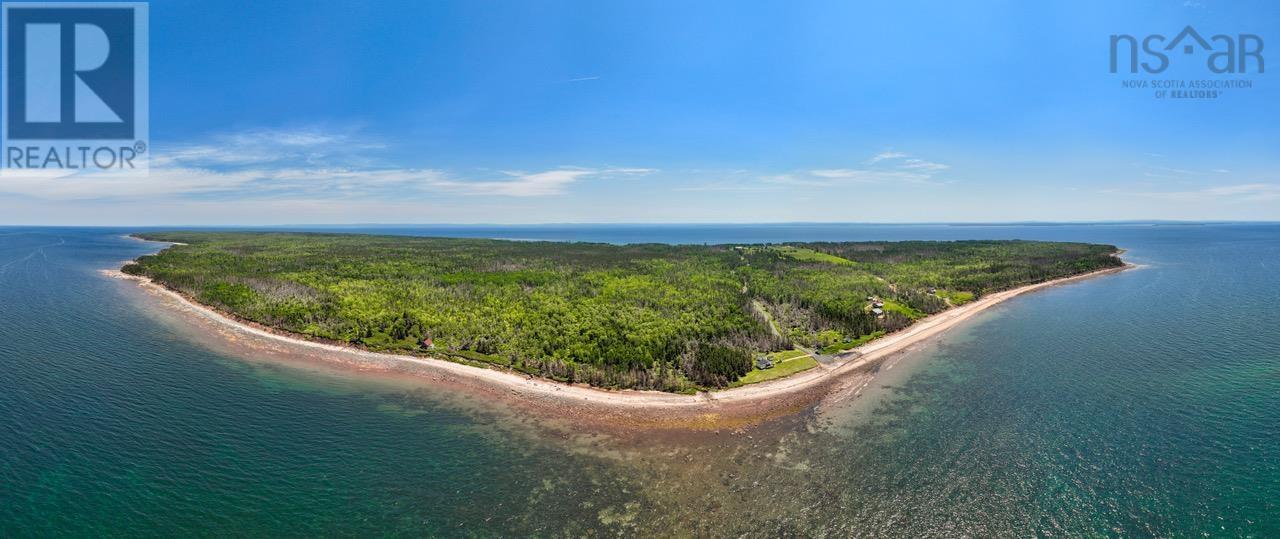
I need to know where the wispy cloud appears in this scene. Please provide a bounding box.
[674,151,953,193]
[0,166,272,199]
[674,181,781,192]
[0,127,653,201]
[1106,183,1280,202]
[1148,165,1197,176]
[561,75,601,83]
[866,151,908,164]
[761,174,841,187]
[801,169,945,186]
[863,151,948,172]
[899,158,950,172]
[428,167,654,197]
[1137,162,1237,181]
[0,166,448,200]
[803,151,951,186]
[808,169,870,180]
[151,126,386,169]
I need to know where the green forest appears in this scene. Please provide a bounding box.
[124,232,1123,392]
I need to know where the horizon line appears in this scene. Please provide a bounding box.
[3,219,1279,228]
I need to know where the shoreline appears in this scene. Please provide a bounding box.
[105,240,1132,429]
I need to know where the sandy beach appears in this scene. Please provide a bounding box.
[103,243,1131,430]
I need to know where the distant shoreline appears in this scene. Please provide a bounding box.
[105,237,1131,429]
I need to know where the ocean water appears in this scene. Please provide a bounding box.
[0,224,1276,536]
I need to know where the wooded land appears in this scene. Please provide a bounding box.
[126,232,1123,392]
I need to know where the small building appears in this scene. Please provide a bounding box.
[421,337,436,350]
[755,356,774,370]
[928,287,937,294]
[873,301,884,308]
[872,307,884,316]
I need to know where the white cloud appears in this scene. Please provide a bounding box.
[808,169,869,179]
[900,158,950,172]
[1110,183,1280,202]
[0,165,650,201]
[0,127,654,201]
[866,151,908,164]
[1147,165,1196,176]
[1201,183,1280,200]
[803,151,951,185]
[427,168,632,197]
[675,151,953,193]
[229,129,347,147]
[1138,163,1240,181]
[605,167,658,175]
[151,127,385,168]
[0,167,255,199]
[761,174,838,187]
[674,181,781,192]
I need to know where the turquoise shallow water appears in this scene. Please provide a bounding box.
[1,224,1277,536]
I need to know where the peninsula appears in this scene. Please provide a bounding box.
[119,232,1126,396]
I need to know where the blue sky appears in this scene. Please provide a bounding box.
[3,0,1278,224]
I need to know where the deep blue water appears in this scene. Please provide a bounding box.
[0,223,1276,536]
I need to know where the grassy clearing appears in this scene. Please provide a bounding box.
[770,246,856,266]
[768,349,810,362]
[820,330,887,355]
[881,300,926,320]
[732,350,819,384]
[938,290,975,305]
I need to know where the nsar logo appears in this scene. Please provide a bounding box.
[1110,25,1264,74]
